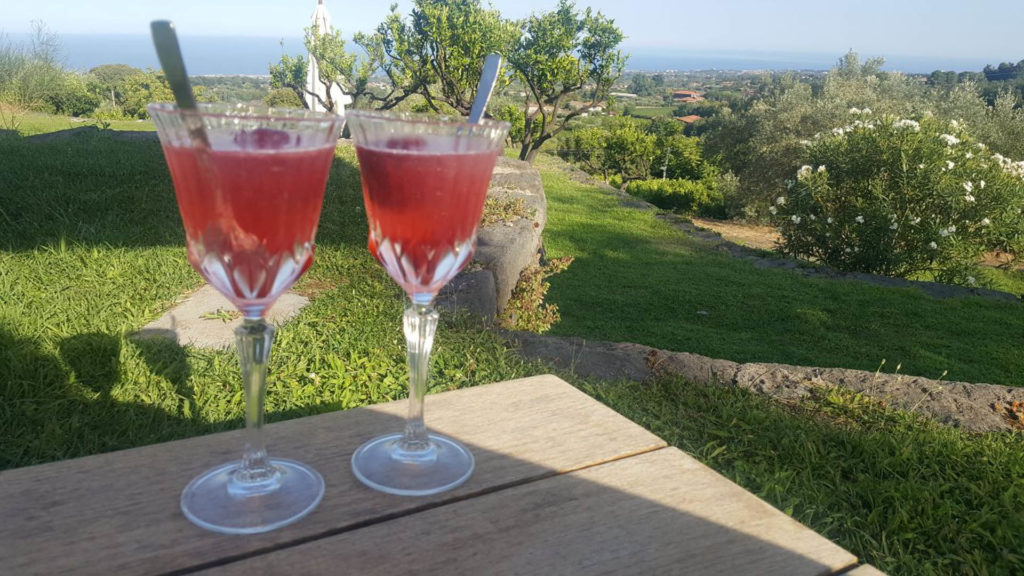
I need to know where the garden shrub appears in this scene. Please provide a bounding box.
[498,256,574,333]
[626,178,725,216]
[773,112,1024,286]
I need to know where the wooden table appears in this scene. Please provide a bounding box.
[0,375,872,575]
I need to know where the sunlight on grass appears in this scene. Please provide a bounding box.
[535,154,1024,387]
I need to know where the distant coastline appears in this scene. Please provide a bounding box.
[3,33,1001,75]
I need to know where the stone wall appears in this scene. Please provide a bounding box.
[437,156,547,320]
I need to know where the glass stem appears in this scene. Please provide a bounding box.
[399,302,438,455]
[230,318,281,495]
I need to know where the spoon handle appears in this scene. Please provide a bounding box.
[469,53,502,124]
[150,20,210,148]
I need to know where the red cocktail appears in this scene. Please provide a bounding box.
[348,112,509,496]
[150,103,344,534]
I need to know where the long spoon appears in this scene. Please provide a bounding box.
[150,20,210,148]
[469,53,502,124]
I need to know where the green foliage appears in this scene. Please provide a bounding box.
[0,22,92,115]
[773,114,1024,286]
[263,87,305,109]
[355,0,517,113]
[491,103,526,144]
[702,51,931,219]
[497,256,573,333]
[45,73,99,117]
[509,0,626,162]
[117,69,213,119]
[626,178,723,216]
[603,117,656,182]
[627,73,657,96]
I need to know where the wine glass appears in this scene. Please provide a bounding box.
[149,102,345,533]
[347,111,510,496]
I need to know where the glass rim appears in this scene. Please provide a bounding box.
[346,109,510,132]
[147,101,344,124]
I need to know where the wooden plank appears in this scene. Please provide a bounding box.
[207,448,859,576]
[0,375,665,576]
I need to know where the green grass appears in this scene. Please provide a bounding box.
[629,105,677,118]
[0,132,532,468]
[0,106,154,137]
[536,155,1024,387]
[579,375,1024,575]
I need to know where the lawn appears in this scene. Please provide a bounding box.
[0,130,532,468]
[3,115,1023,574]
[537,156,1024,387]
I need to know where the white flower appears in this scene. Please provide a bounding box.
[849,107,862,115]
[809,214,816,221]
[981,217,991,226]
[890,222,898,230]
[862,108,872,115]
[929,241,938,249]
[799,139,812,146]
[918,163,925,169]
[776,196,787,205]
[911,216,922,225]
[791,215,802,224]
[967,276,976,286]
[894,119,921,132]
[797,165,813,179]
[855,215,865,223]
[965,152,973,159]
[844,247,852,253]
[945,160,955,171]
[964,193,976,203]
[963,181,974,192]
[817,165,826,173]
[939,229,950,237]
[979,180,985,189]
[939,134,960,146]
[949,225,957,233]
[832,127,846,136]
[768,206,778,215]
[976,142,987,150]
[827,217,834,224]
[308,372,318,379]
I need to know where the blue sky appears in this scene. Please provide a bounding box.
[4,0,1023,61]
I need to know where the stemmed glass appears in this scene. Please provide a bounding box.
[149,102,345,533]
[347,111,510,496]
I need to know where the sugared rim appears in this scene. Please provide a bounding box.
[346,109,510,131]
[147,102,344,123]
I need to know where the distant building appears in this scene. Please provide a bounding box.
[672,90,705,102]
[676,115,702,124]
[609,92,639,99]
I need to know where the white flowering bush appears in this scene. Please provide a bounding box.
[773,114,1024,286]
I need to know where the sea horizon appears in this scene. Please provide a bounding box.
[2,32,1006,76]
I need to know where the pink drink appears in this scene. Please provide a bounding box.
[161,130,335,316]
[356,136,499,300]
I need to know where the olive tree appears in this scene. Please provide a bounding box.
[508,0,626,162]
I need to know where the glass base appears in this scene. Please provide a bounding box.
[351,433,474,496]
[181,458,325,534]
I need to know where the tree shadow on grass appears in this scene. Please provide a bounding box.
[0,132,367,252]
[0,327,205,470]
